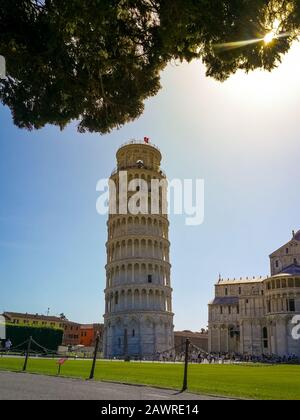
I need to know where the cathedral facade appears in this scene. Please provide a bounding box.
[208,231,300,357]
[103,141,174,359]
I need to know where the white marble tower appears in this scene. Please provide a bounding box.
[103,141,174,359]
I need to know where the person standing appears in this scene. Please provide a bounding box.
[5,338,12,352]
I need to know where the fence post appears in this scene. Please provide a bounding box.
[23,336,32,372]
[181,338,190,392]
[89,333,100,380]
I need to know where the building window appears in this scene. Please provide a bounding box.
[267,301,271,313]
[136,160,144,168]
[294,258,297,265]
[286,248,289,255]
[220,306,223,315]
[237,305,240,314]
[289,299,296,312]
[118,338,121,349]
[239,287,242,295]
[263,327,268,349]
[228,306,231,315]
[132,329,135,337]
[148,275,152,284]
[276,260,279,268]
[225,288,228,296]
[115,293,119,305]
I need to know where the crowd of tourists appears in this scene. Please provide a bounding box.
[155,349,299,365]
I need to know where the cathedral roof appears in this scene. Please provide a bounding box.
[210,297,239,306]
[277,263,300,276]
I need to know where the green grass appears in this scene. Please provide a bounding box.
[0,357,300,400]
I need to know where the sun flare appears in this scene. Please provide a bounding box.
[264,19,281,44]
[264,31,275,44]
[214,19,288,52]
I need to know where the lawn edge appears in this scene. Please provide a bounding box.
[0,367,241,400]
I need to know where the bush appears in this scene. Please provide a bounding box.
[5,325,63,352]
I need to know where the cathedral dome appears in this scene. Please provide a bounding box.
[294,230,300,241]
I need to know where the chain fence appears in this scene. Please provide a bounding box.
[1,335,299,392]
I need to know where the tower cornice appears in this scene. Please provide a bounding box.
[105,258,172,270]
[104,284,173,294]
[106,235,170,247]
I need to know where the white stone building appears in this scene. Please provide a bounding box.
[208,231,300,357]
[103,141,174,359]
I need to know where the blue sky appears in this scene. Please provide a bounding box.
[1,43,300,331]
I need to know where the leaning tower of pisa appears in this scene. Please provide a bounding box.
[103,140,174,359]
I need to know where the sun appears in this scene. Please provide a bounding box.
[264,19,281,45]
[264,31,275,44]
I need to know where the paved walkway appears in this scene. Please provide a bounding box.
[0,371,230,400]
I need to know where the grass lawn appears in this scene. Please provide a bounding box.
[0,357,299,400]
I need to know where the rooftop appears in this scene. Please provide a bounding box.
[274,263,300,276]
[117,139,161,154]
[210,296,239,306]
[3,311,68,323]
[217,276,267,285]
[2,311,80,325]
[216,270,300,285]
[174,331,208,337]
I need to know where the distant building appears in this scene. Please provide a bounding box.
[3,312,66,329]
[62,321,81,346]
[80,324,104,349]
[2,312,103,347]
[174,330,208,353]
[208,230,300,357]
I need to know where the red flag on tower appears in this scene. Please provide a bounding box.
[144,137,150,144]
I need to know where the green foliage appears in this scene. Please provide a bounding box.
[6,324,63,351]
[5,322,62,331]
[0,0,299,133]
